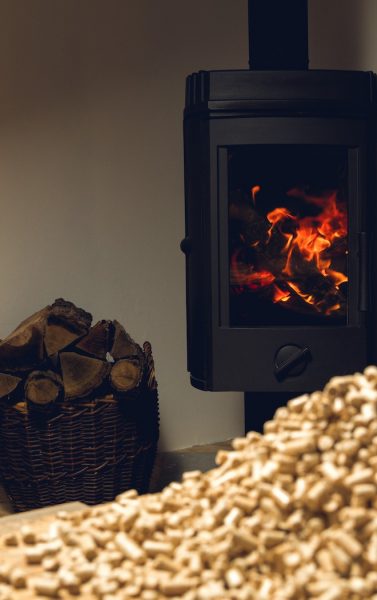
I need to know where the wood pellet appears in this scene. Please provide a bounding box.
[4,367,377,597]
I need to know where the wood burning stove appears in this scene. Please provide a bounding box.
[182,1,376,411]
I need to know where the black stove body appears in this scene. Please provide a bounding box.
[182,1,377,395]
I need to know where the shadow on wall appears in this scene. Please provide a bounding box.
[309,0,374,71]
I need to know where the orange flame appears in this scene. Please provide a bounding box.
[266,207,295,242]
[231,185,348,317]
[250,185,261,206]
[267,207,295,225]
[273,286,291,304]
[287,281,315,306]
[281,191,347,289]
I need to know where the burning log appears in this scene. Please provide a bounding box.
[229,197,270,246]
[229,185,348,319]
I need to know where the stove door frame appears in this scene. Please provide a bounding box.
[207,117,368,392]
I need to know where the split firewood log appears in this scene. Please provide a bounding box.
[60,352,110,400]
[110,320,139,359]
[0,373,22,399]
[0,299,92,372]
[44,298,92,356]
[110,358,142,393]
[25,370,63,407]
[0,310,48,372]
[74,320,112,360]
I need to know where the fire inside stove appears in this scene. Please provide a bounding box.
[229,145,348,327]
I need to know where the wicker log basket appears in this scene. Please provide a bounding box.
[0,300,159,512]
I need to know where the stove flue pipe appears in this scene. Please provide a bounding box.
[248,0,309,70]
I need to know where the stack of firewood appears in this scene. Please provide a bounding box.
[0,299,146,410]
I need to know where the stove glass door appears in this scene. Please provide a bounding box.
[228,145,348,327]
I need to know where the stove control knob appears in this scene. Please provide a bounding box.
[274,345,311,381]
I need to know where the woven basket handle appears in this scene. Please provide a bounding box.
[143,342,158,391]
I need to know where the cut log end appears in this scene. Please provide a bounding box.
[44,322,83,357]
[60,352,109,400]
[110,358,142,393]
[0,325,45,372]
[110,320,138,359]
[25,370,63,407]
[0,373,22,399]
[75,320,112,359]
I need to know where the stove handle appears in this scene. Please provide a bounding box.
[274,346,311,381]
[359,232,368,312]
[180,237,191,255]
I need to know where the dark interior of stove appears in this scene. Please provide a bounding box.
[228,145,348,328]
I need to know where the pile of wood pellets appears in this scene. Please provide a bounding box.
[2,367,377,599]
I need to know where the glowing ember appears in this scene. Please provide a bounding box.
[231,250,275,290]
[230,185,348,318]
[273,286,291,304]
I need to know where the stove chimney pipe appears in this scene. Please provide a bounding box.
[248,0,309,70]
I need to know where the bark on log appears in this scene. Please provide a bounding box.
[110,358,142,393]
[110,321,138,359]
[49,298,92,329]
[44,298,92,356]
[0,308,48,372]
[0,299,92,371]
[25,370,63,407]
[0,373,22,399]
[75,320,112,359]
[60,352,109,399]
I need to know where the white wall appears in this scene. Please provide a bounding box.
[309,0,377,71]
[0,1,247,451]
